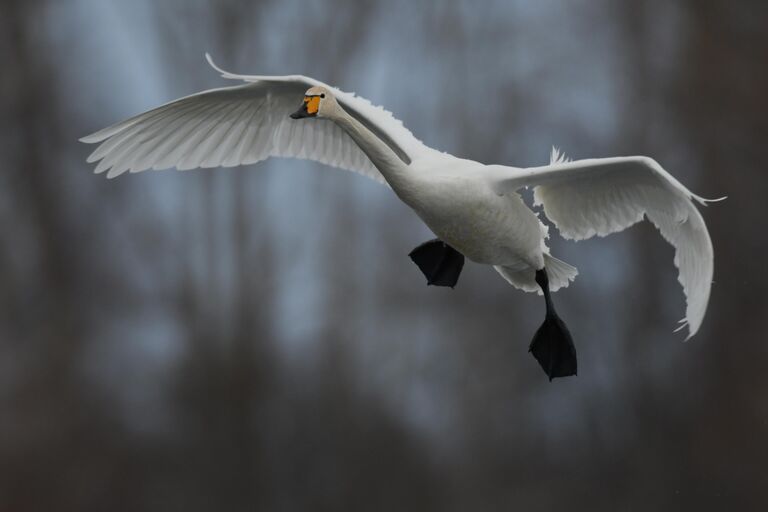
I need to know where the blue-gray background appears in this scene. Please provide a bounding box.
[1,0,766,510]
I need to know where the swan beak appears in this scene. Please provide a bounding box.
[290,95,320,119]
[290,103,310,119]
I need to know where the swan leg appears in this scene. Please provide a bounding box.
[529,268,578,381]
[408,239,464,288]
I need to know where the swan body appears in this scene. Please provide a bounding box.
[81,55,719,379]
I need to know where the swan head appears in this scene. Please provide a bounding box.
[290,86,333,119]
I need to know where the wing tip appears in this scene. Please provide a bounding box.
[105,167,126,179]
[205,52,227,77]
[80,131,110,144]
[694,194,728,206]
[674,316,703,341]
[204,52,268,82]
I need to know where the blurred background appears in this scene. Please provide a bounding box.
[1,0,766,510]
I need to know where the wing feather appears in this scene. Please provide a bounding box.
[202,100,252,168]
[176,100,242,171]
[493,156,719,338]
[132,101,215,171]
[151,101,226,170]
[222,100,263,167]
[200,101,252,168]
[81,55,432,185]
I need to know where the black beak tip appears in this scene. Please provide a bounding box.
[290,105,310,119]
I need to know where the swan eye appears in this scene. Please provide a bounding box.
[320,93,325,98]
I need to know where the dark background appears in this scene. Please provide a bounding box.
[1,0,766,510]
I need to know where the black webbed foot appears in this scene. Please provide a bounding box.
[408,239,464,288]
[529,268,578,380]
[529,314,578,380]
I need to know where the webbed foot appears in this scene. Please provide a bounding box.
[529,268,578,380]
[408,239,464,288]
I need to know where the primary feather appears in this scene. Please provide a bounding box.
[81,54,431,182]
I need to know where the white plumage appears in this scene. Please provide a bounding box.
[490,153,719,337]
[82,54,430,182]
[82,54,720,346]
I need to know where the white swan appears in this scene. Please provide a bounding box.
[81,54,720,380]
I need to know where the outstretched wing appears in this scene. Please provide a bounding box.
[80,54,430,182]
[492,154,722,338]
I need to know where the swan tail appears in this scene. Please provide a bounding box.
[494,266,539,293]
[543,254,578,292]
[494,255,577,294]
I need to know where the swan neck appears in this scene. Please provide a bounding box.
[331,104,410,186]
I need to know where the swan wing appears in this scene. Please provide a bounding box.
[80,54,430,182]
[492,154,721,338]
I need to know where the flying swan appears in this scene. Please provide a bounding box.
[81,54,720,380]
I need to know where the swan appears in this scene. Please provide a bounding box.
[81,54,720,380]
